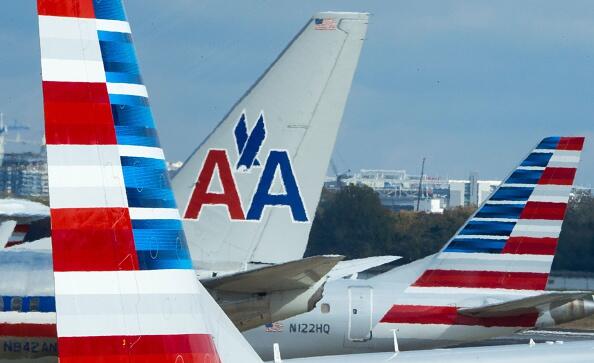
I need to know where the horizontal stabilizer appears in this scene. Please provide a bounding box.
[327,255,401,280]
[203,255,343,293]
[459,292,593,318]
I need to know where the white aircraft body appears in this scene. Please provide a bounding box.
[31,1,594,362]
[0,199,49,248]
[245,136,594,359]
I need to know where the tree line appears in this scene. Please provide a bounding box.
[305,185,594,272]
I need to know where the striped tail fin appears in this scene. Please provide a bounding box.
[5,223,30,248]
[37,1,262,362]
[413,137,585,293]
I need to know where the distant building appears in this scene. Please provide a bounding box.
[326,169,500,213]
[0,150,48,198]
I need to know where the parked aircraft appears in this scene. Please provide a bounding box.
[246,136,594,359]
[34,1,594,362]
[0,199,48,247]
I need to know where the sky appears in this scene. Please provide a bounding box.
[1,1,593,186]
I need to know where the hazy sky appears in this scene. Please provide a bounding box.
[1,1,593,186]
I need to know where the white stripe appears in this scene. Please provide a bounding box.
[39,16,98,40]
[438,252,554,262]
[454,235,507,240]
[54,270,211,337]
[517,166,545,171]
[129,208,181,220]
[486,201,527,205]
[41,38,103,62]
[405,286,543,296]
[41,58,106,83]
[528,195,569,203]
[501,183,536,188]
[118,145,165,160]
[511,220,562,238]
[551,150,581,163]
[55,270,198,295]
[95,19,131,33]
[532,149,555,154]
[47,145,127,209]
[107,83,148,98]
[529,185,572,203]
[472,218,518,223]
[0,312,56,325]
[434,255,552,273]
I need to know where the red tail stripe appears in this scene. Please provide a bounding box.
[380,305,538,328]
[58,334,221,363]
[37,0,96,18]
[557,137,585,151]
[538,167,577,186]
[0,323,57,338]
[42,82,116,145]
[502,237,558,255]
[413,270,549,290]
[520,202,567,220]
[51,208,139,272]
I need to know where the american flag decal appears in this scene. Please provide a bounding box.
[314,18,337,30]
[265,322,284,332]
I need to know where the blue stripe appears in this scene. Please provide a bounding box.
[537,137,560,150]
[116,126,161,147]
[121,156,166,168]
[475,204,523,219]
[445,238,507,253]
[93,0,127,21]
[125,188,177,209]
[103,61,140,75]
[459,221,516,236]
[123,166,169,189]
[506,169,543,185]
[110,94,150,107]
[490,187,533,201]
[112,105,154,128]
[521,152,553,167]
[97,31,132,43]
[137,250,193,270]
[100,40,137,64]
[106,71,143,84]
[131,219,182,230]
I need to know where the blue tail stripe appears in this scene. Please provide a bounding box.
[490,187,533,201]
[93,0,127,21]
[521,152,553,167]
[459,221,516,236]
[475,204,523,219]
[537,137,561,150]
[506,169,543,185]
[445,239,506,253]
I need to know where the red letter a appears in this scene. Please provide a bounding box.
[184,149,245,220]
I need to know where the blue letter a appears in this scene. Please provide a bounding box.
[246,150,308,222]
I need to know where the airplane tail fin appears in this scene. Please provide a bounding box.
[413,137,585,293]
[0,220,17,248]
[172,12,369,271]
[5,222,30,248]
[38,1,261,361]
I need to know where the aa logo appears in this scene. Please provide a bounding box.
[184,111,308,222]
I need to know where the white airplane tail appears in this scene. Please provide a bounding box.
[172,12,369,271]
[37,0,264,361]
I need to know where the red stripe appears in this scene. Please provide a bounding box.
[520,202,567,220]
[51,208,139,272]
[37,0,96,18]
[42,82,116,145]
[58,334,221,363]
[380,305,538,328]
[502,236,558,255]
[0,323,57,338]
[557,137,585,151]
[538,167,577,186]
[413,270,549,290]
